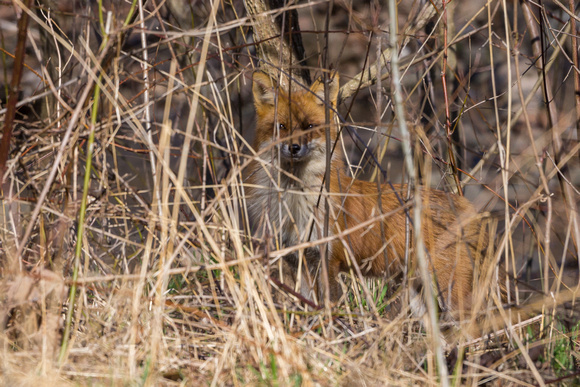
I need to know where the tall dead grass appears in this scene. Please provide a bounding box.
[0,0,579,385]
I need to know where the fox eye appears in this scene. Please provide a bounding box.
[307,124,314,129]
[278,123,285,131]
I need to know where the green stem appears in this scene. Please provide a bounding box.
[58,76,101,365]
[124,0,139,27]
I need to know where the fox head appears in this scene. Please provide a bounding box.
[252,72,339,167]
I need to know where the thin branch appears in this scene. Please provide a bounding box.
[339,0,444,102]
[522,0,580,275]
[0,0,33,186]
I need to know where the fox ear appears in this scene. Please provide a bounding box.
[310,74,339,106]
[253,72,277,107]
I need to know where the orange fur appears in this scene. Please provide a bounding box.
[245,72,488,313]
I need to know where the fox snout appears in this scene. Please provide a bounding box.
[280,141,310,161]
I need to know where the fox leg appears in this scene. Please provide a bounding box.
[284,248,320,302]
[324,256,343,303]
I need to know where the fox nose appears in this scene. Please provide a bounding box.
[290,144,302,155]
[281,142,308,160]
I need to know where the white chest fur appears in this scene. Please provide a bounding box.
[246,155,326,247]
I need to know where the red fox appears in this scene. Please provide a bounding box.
[245,72,492,314]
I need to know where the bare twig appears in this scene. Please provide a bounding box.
[568,0,580,142]
[0,0,33,186]
[339,0,444,101]
[522,0,580,277]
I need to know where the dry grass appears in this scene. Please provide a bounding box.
[1,0,579,385]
